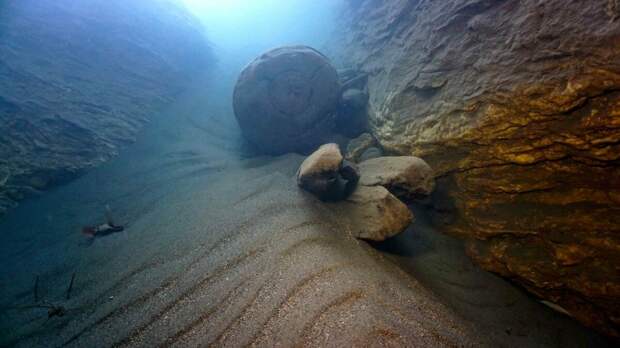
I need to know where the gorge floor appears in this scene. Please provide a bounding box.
[0,74,611,347]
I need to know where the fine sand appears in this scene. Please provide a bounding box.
[0,71,611,347]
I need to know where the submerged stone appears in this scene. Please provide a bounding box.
[233,46,341,155]
[297,143,359,201]
[358,156,435,200]
[341,88,369,110]
[336,88,369,138]
[330,185,413,241]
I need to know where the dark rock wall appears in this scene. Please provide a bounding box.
[0,0,212,215]
[330,0,620,338]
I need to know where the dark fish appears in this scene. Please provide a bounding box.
[81,205,125,240]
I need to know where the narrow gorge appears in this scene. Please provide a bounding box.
[0,0,618,346]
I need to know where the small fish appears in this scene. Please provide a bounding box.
[81,205,125,239]
[81,223,124,237]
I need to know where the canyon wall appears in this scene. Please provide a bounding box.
[0,0,212,215]
[330,0,620,338]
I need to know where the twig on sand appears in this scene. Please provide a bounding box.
[8,272,78,321]
[66,273,76,300]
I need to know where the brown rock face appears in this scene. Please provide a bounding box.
[330,0,620,338]
[233,46,341,155]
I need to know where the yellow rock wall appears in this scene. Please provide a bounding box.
[330,0,620,338]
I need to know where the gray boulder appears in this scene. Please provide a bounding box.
[233,46,341,155]
[342,88,369,110]
[336,87,369,137]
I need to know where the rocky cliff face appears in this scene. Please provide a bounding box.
[0,0,212,215]
[330,0,620,339]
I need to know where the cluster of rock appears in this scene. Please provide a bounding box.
[329,0,620,338]
[0,0,213,216]
[233,46,369,155]
[297,143,433,241]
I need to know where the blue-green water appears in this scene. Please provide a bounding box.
[0,0,614,347]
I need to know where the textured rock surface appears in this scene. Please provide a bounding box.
[330,0,620,338]
[358,156,435,200]
[345,132,376,162]
[0,0,212,216]
[330,185,413,241]
[233,46,341,155]
[359,147,383,162]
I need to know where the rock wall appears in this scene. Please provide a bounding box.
[0,0,212,215]
[330,0,620,339]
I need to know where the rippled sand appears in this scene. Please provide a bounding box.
[0,75,609,347]
[0,78,485,347]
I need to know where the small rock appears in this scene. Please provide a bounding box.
[345,133,376,162]
[331,185,413,241]
[297,143,359,201]
[358,146,383,162]
[341,88,369,110]
[336,88,369,138]
[358,156,435,200]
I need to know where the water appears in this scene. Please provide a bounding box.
[0,0,614,346]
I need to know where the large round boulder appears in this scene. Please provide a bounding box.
[233,46,341,155]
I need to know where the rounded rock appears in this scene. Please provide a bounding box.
[330,185,413,241]
[297,143,359,201]
[233,46,341,155]
[358,156,435,199]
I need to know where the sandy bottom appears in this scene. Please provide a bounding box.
[0,77,611,347]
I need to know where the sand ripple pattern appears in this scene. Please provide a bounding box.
[54,163,481,347]
[0,90,482,347]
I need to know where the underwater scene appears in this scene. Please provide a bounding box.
[0,0,619,346]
